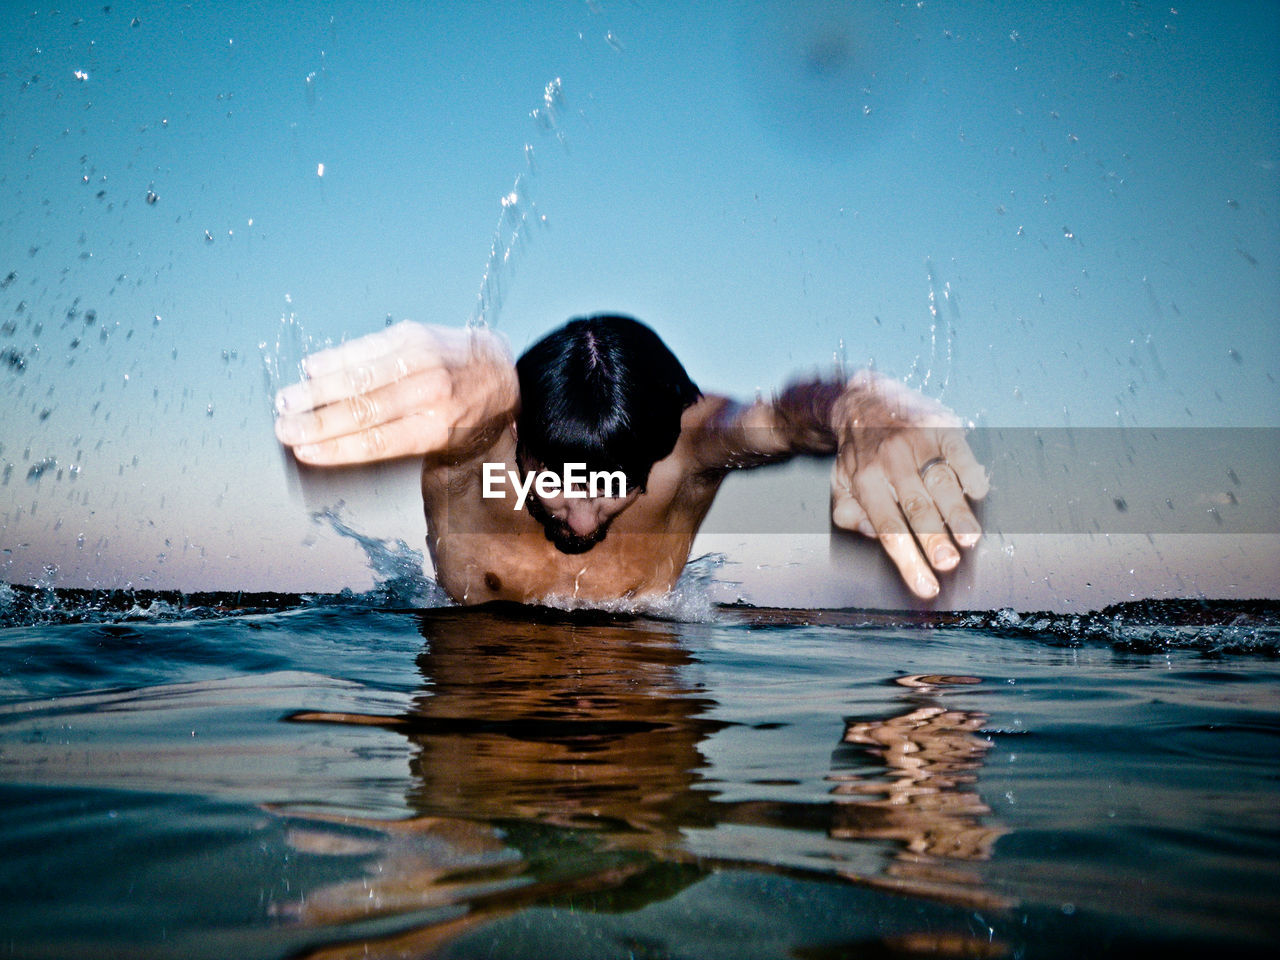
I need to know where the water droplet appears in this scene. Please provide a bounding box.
[26,458,57,483]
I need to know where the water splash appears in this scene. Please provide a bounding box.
[964,600,1280,657]
[259,312,311,404]
[312,506,450,609]
[470,175,542,329]
[906,259,957,400]
[529,76,565,138]
[538,553,728,623]
[469,77,563,329]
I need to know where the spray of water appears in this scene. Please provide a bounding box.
[312,506,450,609]
[259,311,322,410]
[905,258,957,400]
[469,77,563,329]
[536,552,728,622]
[470,174,543,330]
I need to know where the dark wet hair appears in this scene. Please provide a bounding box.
[515,314,701,491]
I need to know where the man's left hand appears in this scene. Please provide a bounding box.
[829,372,989,599]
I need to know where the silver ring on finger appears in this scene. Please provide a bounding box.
[918,456,950,482]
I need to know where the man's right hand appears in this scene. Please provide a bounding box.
[273,321,516,466]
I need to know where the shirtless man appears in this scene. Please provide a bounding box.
[274,314,988,605]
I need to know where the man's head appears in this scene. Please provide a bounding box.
[515,314,701,552]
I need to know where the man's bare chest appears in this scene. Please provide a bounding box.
[428,523,695,605]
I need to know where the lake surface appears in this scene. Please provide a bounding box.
[1,583,1277,959]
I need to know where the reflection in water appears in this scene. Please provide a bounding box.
[279,609,1008,957]
[829,678,1009,911]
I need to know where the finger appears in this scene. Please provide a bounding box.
[938,430,989,499]
[300,321,437,379]
[276,347,443,416]
[830,465,874,536]
[921,461,983,549]
[275,368,451,446]
[855,467,940,599]
[883,442,958,572]
[276,325,451,415]
[831,494,874,537]
[290,410,453,465]
[830,443,875,535]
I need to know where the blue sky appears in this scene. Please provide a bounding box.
[1,1,1276,605]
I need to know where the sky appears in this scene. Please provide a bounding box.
[1,0,1277,609]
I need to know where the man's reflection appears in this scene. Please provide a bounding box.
[280,610,1008,957]
[398,605,723,840]
[828,675,1009,910]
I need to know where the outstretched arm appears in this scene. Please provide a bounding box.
[689,371,988,599]
[273,322,518,465]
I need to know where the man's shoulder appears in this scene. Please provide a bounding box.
[675,394,738,448]
[421,424,514,493]
[671,392,778,476]
[644,394,737,496]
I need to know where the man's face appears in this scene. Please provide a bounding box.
[517,450,642,554]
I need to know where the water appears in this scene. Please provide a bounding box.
[1,581,1277,960]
